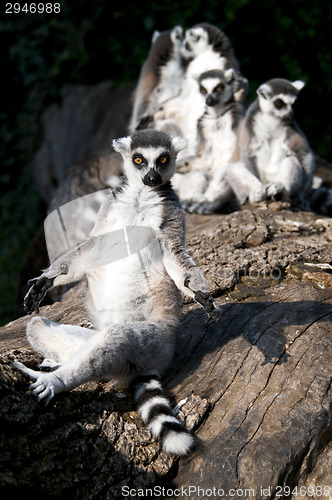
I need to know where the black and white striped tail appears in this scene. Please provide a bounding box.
[130,374,194,455]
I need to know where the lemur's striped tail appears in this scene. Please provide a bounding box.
[130,374,195,455]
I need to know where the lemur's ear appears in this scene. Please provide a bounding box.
[171,136,188,154]
[224,68,235,83]
[152,30,160,44]
[292,80,305,92]
[257,83,271,100]
[112,136,131,155]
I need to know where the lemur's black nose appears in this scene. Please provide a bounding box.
[206,96,218,107]
[143,169,162,186]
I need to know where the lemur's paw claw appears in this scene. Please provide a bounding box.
[194,291,222,323]
[23,276,55,315]
[206,302,222,324]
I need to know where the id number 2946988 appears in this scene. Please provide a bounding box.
[5,3,61,14]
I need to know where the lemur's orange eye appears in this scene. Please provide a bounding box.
[200,86,207,94]
[134,157,143,165]
[160,156,167,164]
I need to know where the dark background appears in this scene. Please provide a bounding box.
[1,0,332,324]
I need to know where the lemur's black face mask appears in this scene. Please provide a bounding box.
[143,169,163,186]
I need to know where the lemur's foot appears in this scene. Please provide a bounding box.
[12,361,64,405]
[181,198,209,214]
[38,358,62,371]
[266,182,285,201]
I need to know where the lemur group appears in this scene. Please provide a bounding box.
[129,22,331,216]
[13,23,330,457]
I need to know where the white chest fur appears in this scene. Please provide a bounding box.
[201,111,238,172]
[252,113,290,183]
[115,193,163,229]
[87,187,165,327]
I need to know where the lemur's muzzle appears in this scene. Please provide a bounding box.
[143,169,162,186]
[206,96,219,107]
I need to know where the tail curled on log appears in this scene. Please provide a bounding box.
[130,374,195,455]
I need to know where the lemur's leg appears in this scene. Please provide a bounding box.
[26,316,95,365]
[227,161,266,204]
[14,321,195,454]
[181,176,233,214]
[199,170,233,206]
[274,156,303,198]
[264,157,303,201]
[13,321,175,404]
[179,171,209,202]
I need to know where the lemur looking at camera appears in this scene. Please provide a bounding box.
[14,129,222,456]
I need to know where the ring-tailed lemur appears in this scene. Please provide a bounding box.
[173,68,244,214]
[13,129,222,456]
[154,23,248,158]
[228,78,315,207]
[181,23,248,103]
[129,26,185,133]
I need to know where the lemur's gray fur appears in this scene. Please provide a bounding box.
[129,26,185,133]
[228,78,315,207]
[172,68,244,213]
[13,129,221,456]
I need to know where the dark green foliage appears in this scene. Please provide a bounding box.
[1,0,332,324]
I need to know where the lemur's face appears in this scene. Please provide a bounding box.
[199,78,228,107]
[258,89,297,121]
[198,69,234,109]
[131,147,173,187]
[181,27,209,59]
[257,80,305,121]
[113,130,187,188]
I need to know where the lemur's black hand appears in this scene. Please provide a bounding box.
[23,276,55,314]
[194,290,222,324]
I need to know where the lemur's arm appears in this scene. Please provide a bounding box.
[162,241,222,323]
[23,230,128,314]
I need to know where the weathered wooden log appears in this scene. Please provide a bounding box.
[31,80,135,202]
[1,206,331,499]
